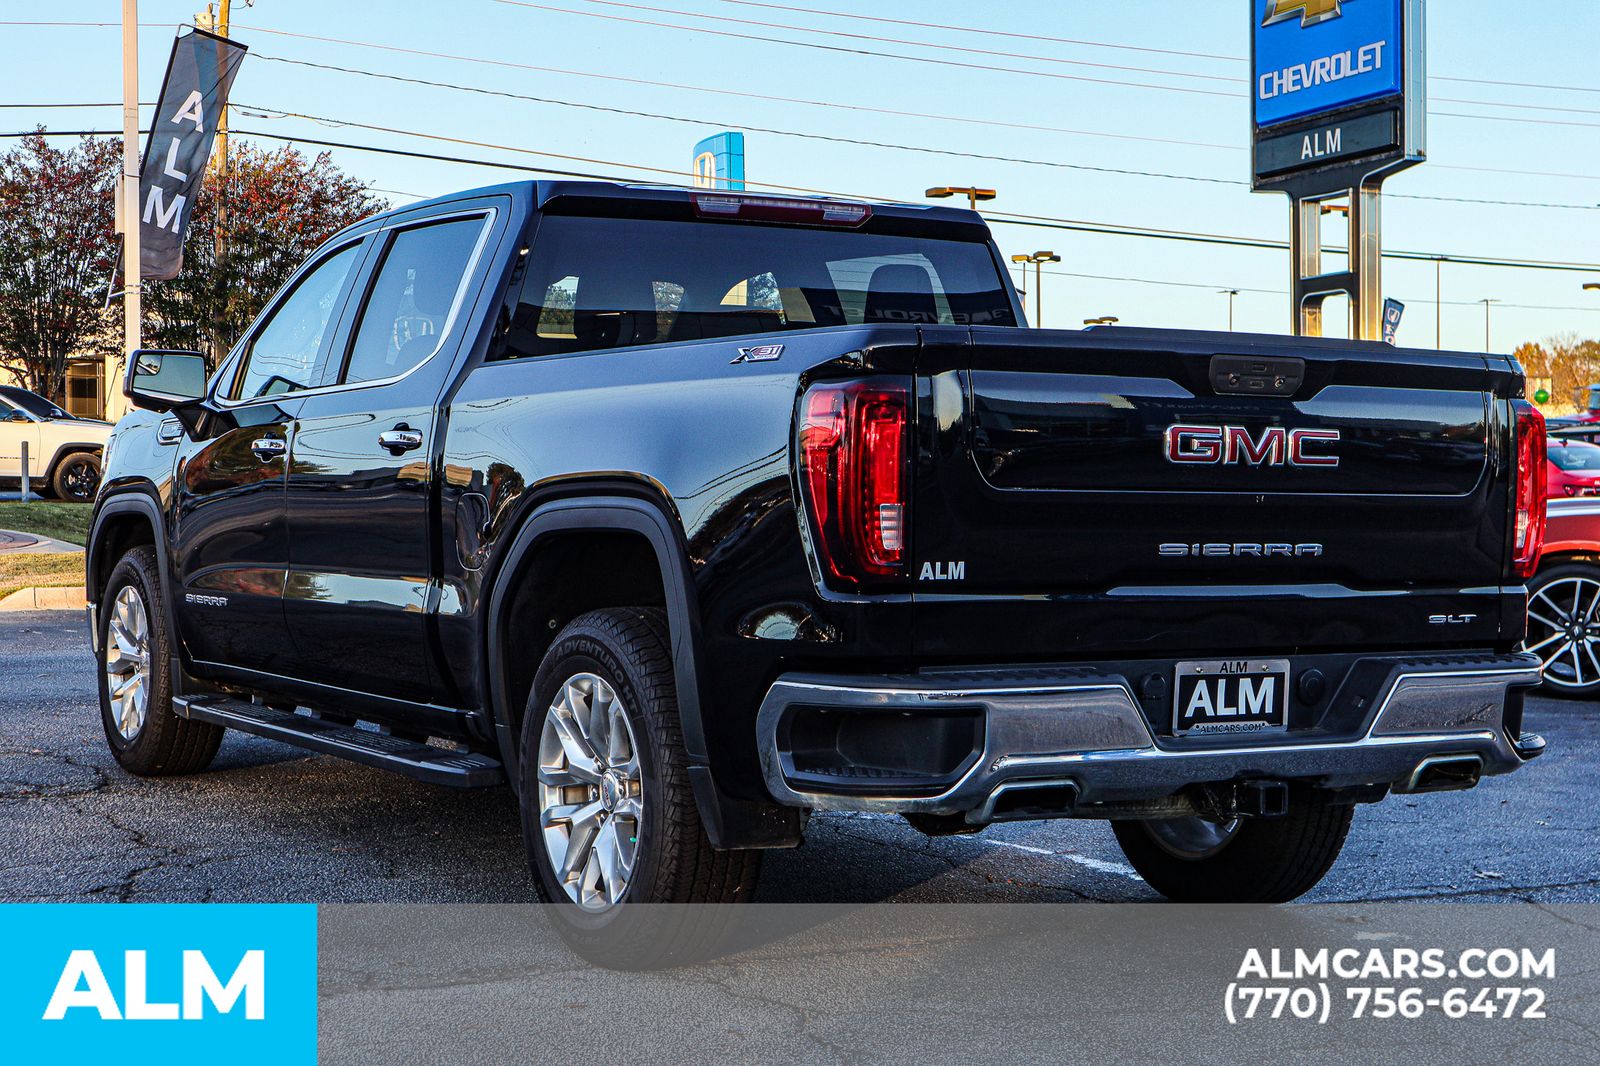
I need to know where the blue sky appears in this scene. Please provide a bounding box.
[4,0,1598,350]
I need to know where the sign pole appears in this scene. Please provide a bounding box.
[1251,0,1425,343]
[113,0,141,423]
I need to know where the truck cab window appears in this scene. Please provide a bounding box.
[343,217,484,385]
[232,242,362,401]
[500,215,1014,359]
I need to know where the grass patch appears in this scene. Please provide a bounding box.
[0,552,84,600]
[0,501,92,546]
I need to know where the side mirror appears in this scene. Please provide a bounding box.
[123,349,208,412]
[6,410,29,423]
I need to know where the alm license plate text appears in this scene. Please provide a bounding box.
[1172,659,1289,736]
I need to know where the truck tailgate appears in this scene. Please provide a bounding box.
[911,326,1520,660]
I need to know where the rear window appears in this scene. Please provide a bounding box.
[1548,441,1600,471]
[498,216,1015,359]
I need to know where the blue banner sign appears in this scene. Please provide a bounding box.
[1253,0,1404,128]
[0,904,317,1066]
[691,132,746,191]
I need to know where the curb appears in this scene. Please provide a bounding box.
[0,585,87,612]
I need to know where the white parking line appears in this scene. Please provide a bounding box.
[987,838,1140,878]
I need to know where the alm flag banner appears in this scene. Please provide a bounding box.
[137,27,247,281]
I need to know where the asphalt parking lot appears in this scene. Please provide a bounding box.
[2,610,1596,905]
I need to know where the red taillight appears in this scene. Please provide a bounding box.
[798,380,909,587]
[1513,400,1547,578]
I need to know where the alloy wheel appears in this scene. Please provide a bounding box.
[536,672,644,910]
[104,585,151,741]
[1525,575,1600,691]
[62,458,99,501]
[1142,815,1241,860]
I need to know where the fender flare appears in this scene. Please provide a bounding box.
[484,495,709,776]
[86,489,176,654]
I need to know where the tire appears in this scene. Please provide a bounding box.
[518,608,760,966]
[1111,788,1353,903]
[97,545,223,776]
[51,450,101,503]
[1523,562,1600,699]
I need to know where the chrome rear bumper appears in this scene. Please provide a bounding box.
[755,653,1543,818]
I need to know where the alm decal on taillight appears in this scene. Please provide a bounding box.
[1512,400,1547,578]
[797,380,910,588]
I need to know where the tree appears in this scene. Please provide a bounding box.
[1515,334,1600,412]
[0,130,122,399]
[142,143,386,367]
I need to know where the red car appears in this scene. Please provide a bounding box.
[1525,495,1600,697]
[1546,436,1600,498]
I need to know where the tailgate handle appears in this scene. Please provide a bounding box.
[1210,355,1304,397]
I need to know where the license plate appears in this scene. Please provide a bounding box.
[1172,659,1290,736]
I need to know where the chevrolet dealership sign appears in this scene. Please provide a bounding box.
[1250,0,1424,193]
[1254,0,1402,126]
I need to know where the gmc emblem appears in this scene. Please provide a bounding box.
[1164,424,1340,467]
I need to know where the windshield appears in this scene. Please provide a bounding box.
[1548,440,1600,471]
[0,387,69,420]
[500,216,1016,359]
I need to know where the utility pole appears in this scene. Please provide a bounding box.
[198,1,233,365]
[1219,289,1240,331]
[113,0,141,423]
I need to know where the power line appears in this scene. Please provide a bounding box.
[14,13,1600,99]
[490,1,1242,97]
[18,122,1600,278]
[202,110,1600,271]
[706,0,1241,63]
[554,0,1241,85]
[699,0,1600,96]
[227,23,1600,186]
[236,58,1600,211]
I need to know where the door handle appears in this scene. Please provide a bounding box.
[249,438,286,462]
[378,427,424,455]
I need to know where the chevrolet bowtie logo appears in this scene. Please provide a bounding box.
[1262,0,1344,28]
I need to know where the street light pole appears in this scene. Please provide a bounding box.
[1219,289,1240,331]
[925,186,996,211]
[1434,256,1444,350]
[1479,298,1500,352]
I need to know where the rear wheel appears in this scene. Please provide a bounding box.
[1111,789,1353,902]
[97,545,223,776]
[1523,562,1600,699]
[518,608,761,965]
[52,451,101,502]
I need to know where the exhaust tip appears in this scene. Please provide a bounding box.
[1402,754,1483,794]
[975,779,1080,824]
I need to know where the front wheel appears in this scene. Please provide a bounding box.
[1112,789,1353,903]
[97,545,223,775]
[518,608,760,963]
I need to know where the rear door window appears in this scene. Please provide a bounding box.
[340,216,486,385]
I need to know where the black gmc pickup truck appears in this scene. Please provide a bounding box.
[89,180,1547,922]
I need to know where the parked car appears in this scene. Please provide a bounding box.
[1524,496,1600,697]
[0,384,110,502]
[1546,436,1600,498]
[86,181,1547,949]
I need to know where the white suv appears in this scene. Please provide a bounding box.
[0,385,111,502]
